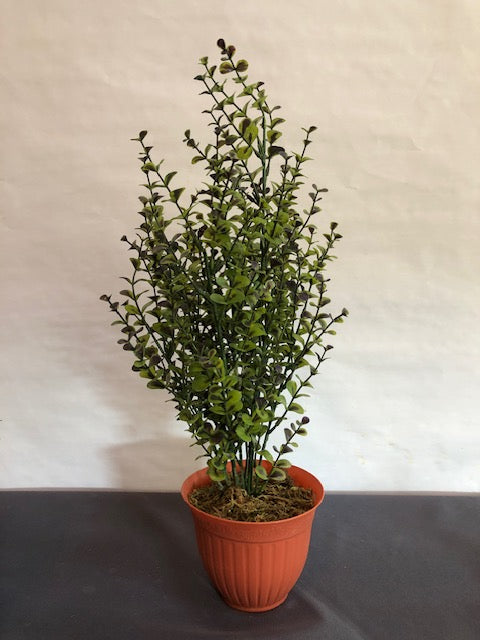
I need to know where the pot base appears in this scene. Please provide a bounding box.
[224,595,288,612]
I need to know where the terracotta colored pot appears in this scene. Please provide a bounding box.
[181,464,325,612]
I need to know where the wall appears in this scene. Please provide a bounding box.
[1,0,479,490]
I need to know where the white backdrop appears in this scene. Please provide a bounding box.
[1,0,479,491]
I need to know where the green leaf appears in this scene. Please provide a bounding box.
[269,468,286,482]
[236,59,249,72]
[258,450,273,464]
[207,467,227,482]
[237,145,253,160]
[248,322,266,338]
[235,425,251,442]
[231,340,256,352]
[244,122,258,145]
[170,187,184,202]
[147,380,165,390]
[210,293,227,305]
[286,380,297,397]
[289,402,304,414]
[152,322,173,337]
[267,130,282,144]
[219,61,234,74]
[240,118,252,133]
[226,389,243,413]
[276,459,292,468]
[226,288,245,305]
[210,404,226,415]
[254,465,268,480]
[192,376,209,392]
[268,145,285,158]
[124,304,139,315]
[241,413,253,425]
[164,171,177,186]
[215,276,229,288]
[232,273,250,288]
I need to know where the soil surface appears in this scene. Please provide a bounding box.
[188,476,314,522]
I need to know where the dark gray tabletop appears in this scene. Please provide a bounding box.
[0,491,478,639]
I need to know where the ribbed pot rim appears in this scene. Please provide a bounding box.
[181,464,325,527]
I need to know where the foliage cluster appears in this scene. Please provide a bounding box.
[102,39,348,495]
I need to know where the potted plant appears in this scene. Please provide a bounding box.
[101,38,348,612]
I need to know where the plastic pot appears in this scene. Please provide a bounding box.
[181,464,325,612]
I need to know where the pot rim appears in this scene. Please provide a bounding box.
[181,464,325,526]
